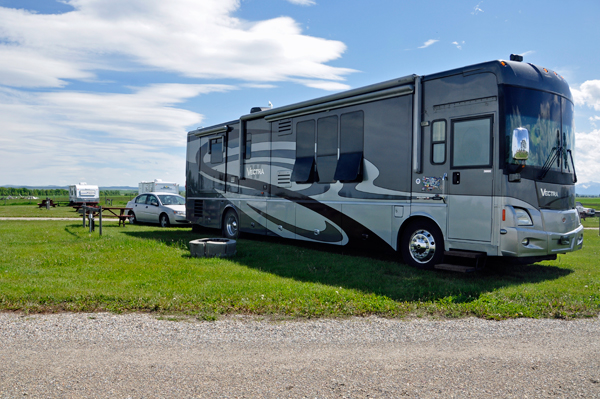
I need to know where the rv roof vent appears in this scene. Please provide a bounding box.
[250,107,271,113]
[510,54,523,62]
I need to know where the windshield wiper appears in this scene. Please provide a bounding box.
[538,146,561,180]
[567,149,578,183]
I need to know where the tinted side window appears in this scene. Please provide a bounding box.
[244,133,252,160]
[334,111,364,182]
[210,137,223,164]
[291,120,316,183]
[317,116,338,183]
[431,120,446,164]
[452,117,492,168]
[135,194,147,204]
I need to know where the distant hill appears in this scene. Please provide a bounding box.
[576,182,600,197]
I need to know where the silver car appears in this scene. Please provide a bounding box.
[127,192,188,227]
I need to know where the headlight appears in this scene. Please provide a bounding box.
[514,207,533,226]
[173,210,185,216]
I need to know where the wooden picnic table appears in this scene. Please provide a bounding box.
[73,206,132,227]
[102,207,132,227]
[37,199,56,208]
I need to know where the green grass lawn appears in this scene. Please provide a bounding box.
[0,220,598,319]
[0,201,132,218]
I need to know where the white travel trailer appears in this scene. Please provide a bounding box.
[138,179,180,195]
[185,56,584,269]
[68,182,99,205]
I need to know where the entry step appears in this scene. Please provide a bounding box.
[435,250,488,272]
[434,263,477,273]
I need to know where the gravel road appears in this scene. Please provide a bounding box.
[0,313,599,398]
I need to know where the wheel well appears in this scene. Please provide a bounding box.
[397,216,443,249]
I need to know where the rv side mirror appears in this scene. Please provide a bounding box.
[512,127,529,162]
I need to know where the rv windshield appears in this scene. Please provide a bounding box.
[504,86,575,179]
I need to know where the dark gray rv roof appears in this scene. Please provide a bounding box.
[189,59,571,136]
[422,59,572,101]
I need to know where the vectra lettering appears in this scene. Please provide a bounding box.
[246,167,265,176]
[540,188,559,197]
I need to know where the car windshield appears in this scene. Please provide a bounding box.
[504,86,575,177]
[158,195,185,206]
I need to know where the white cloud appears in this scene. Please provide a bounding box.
[575,129,600,184]
[590,116,600,127]
[0,84,233,186]
[0,0,356,186]
[286,0,316,5]
[292,79,350,91]
[472,2,484,15]
[419,39,439,49]
[452,41,465,50]
[572,80,600,110]
[0,0,353,87]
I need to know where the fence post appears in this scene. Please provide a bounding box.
[99,205,102,236]
[82,207,86,227]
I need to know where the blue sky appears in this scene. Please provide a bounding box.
[1,0,600,188]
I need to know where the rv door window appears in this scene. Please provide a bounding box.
[431,120,446,164]
[317,115,338,183]
[335,111,364,182]
[451,117,492,168]
[291,120,316,183]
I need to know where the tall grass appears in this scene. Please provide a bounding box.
[0,220,598,319]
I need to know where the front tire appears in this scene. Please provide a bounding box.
[159,213,170,228]
[222,208,240,239]
[400,220,444,269]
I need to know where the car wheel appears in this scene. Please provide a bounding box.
[400,219,444,269]
[159,213,170,228]
[128,211,137,224]
[222,208,240,239]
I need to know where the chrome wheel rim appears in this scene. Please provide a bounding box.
[226,216,238,237]
[408,229,436,264]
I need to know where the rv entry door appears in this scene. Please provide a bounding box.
[447,115,494,242]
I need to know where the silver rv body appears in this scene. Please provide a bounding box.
[185,59,583,268]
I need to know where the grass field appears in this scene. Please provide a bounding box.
[0,215,598,319]
[0,198,132,218]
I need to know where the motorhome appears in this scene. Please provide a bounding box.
[68,182,99,205]
[185,56,583,269]
[138,179,180,195]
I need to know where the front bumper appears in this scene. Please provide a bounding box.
[171,214,190,224]
[500,223,584,257]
